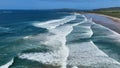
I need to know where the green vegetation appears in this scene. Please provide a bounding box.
[89,7,120,18]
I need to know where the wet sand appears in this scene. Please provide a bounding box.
[84,13,120,34]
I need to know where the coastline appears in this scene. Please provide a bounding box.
[100,14,120,23]
[84,13,120,34]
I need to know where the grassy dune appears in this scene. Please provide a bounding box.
[89,7,120,18]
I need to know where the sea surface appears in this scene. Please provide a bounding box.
[0,10,120,68]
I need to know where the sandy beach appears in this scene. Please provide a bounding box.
[85,13,120,34]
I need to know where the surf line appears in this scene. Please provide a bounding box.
[19,14,87,68]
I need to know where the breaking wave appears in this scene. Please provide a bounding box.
[33,15,76,29]
[1,13,120,68]
[0,59,14,68]
[19,14,84,68]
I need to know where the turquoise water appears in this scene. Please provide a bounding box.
[0,10,120,68]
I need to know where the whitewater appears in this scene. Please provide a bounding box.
[1,13,120,68]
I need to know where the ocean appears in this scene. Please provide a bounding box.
[0,10,120,68]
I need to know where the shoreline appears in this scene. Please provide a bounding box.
[100,14,120,24]
[92,13,120,23]
[84,13,120,34]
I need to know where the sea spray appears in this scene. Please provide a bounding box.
[19,14,87,68]
[33,15,76,29]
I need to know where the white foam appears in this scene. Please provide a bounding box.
[70,19,94,39]
[87,16,120,36]
[81,15,88,21]
[66,17,120,67]
[20,14,120,68]
[67,41,120,67]
[2,14,120,68]
[73,13,81,16]
[72,66,78,68]
[23,35,32,39]
[92,22,120,43]
[95,23,120,35]
[33,15,76,29]
[19,25,76,68]
[19,14,87,68]
[0,59,14,68]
